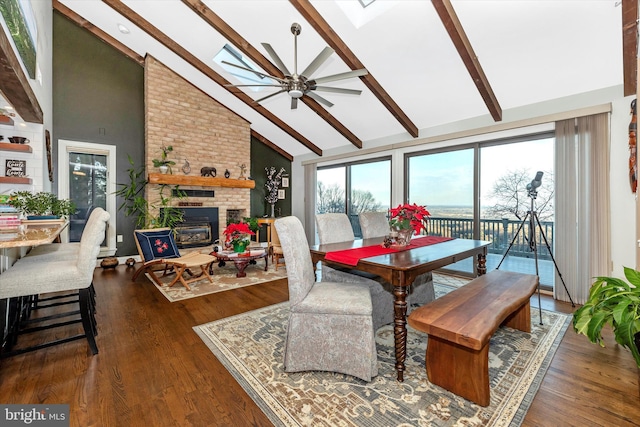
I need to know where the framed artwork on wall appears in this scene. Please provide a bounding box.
[278,189,285,200]
[281,177,289,188]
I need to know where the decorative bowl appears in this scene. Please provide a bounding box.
[9,136,28,144]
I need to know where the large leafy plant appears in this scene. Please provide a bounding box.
[573,266,640,368]
[8,191,76,218]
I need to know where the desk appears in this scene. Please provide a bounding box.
[0,220,68,352]
[310,237,491,382]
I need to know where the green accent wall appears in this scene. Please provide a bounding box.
[250,136,292,220]
[53,11,144,256]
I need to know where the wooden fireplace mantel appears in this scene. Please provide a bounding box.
[148,173,256,189]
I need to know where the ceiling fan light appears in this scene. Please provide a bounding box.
[289,89,303,98]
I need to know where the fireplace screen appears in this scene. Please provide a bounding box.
[174,218,212,248]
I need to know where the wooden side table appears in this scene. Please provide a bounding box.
[257,218,276,255]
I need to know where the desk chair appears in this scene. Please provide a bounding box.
[132,228,216,291]
[276,216,378,381]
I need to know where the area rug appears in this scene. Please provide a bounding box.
[148,262,287,302]
[194,280,570,427]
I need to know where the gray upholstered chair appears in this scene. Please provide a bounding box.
[0,208,110,356]
[19,206,105,262]
[358,211,391,240]
[357,211,435,312]
[315,213,395,330]
[275,216,378,382]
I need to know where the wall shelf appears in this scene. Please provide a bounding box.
[0,142,32,153]
[0,176,32,184]
[148,173,255,189]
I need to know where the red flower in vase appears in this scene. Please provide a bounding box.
[388,203,430,235]
[223,222,255,244]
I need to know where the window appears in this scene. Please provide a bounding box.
[406,132,556,286]
[317,157,391,237]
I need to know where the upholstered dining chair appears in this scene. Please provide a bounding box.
[357,211,435,312]
[358,211,391,240]
[315,213,395,329]
[132,228,216,291]
[275,216,378,381]
[0,208,110,356]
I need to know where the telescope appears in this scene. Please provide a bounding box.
[526,171,543,193]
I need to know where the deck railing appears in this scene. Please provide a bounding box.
[348,214,555,261]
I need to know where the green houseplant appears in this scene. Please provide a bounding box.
[152,145,175,174]
[573,266,640,368]
[8,191,76,219]
[115,155,185,229]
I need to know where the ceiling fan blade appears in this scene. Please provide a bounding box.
[301,46,334,78]
[224,84,284,88]
[313,86,362,95]
[221,61,288,84]
[261,43,292,77]
[291,97,298,110]
[311,69,368,85]
[254,89,287,104]
[306,91,334,108]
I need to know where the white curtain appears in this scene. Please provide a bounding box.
[304,163,317,245]
[554,113,610,304]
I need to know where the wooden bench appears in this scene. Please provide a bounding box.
[407,270,538,406]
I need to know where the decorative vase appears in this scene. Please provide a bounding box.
[390,228,413,247]
[270,203,275,218]
[232,240,248,253]
[159,165,169,174]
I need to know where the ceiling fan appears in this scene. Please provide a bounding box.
[223,23,368,109]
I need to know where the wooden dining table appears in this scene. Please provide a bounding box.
[310,237,491,382]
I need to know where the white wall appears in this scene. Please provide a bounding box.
[292,86,636,278]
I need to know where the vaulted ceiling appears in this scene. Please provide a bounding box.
[3,1,633,158]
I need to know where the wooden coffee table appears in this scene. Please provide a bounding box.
[210,249,268,277]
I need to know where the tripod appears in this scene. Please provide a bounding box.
[496,186,575,325]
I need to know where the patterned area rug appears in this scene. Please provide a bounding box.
[148,261,287,302]
[194,276,570,426]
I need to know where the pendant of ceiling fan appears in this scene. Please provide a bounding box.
[223,23,368,109]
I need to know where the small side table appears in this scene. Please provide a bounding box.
[210,249,268,278]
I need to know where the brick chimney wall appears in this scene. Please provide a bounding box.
[144,56,251,240]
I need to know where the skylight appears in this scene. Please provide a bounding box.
[358,0,376,8]
[213,44,268,92]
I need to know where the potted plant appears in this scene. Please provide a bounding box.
[152,145,175,174]
[8,191,77,219]
[115,155,185,228]
[388,203,430,246]
[223,222,255,253]
[573,266,640,369]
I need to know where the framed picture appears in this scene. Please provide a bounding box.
[5,159,26,177]
[278,189,285,200]
[281,177,289,188]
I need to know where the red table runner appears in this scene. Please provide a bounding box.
[324,236,454,267]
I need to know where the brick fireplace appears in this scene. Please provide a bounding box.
[144,55,252,241]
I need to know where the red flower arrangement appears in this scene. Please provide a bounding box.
[388,203,430,235]
[223,222,255,244]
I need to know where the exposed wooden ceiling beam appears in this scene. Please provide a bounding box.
[622,0,637,97]
[290,0,419,138]
[251,129,293,162]
[53,0,144,66]
[182,0,362,149]
[431,0,502,122]
[101,0,322,156]
[0,23,42,123]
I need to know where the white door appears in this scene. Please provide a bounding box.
[58,139,116,256]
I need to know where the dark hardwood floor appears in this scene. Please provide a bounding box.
[0,266,638,426]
